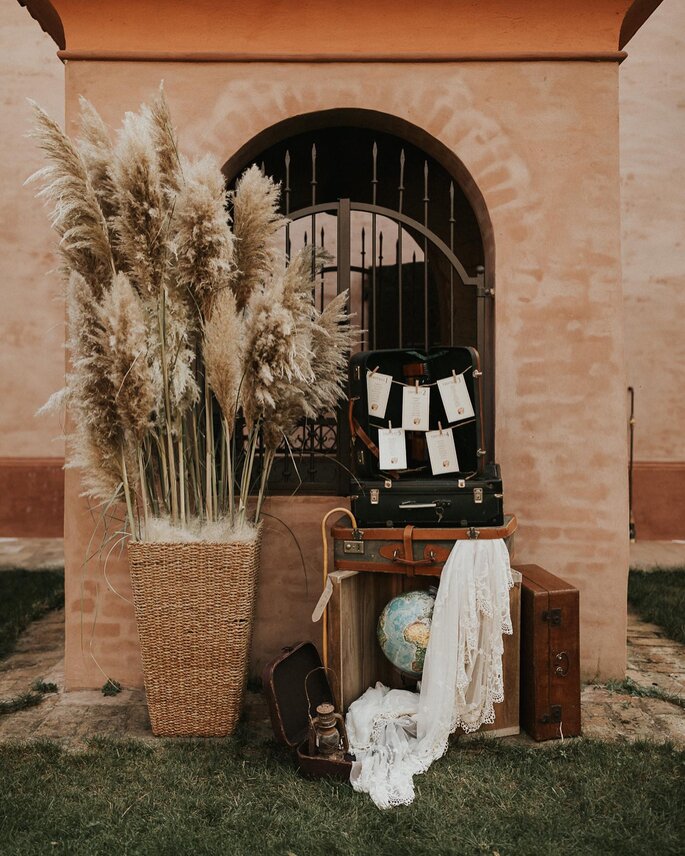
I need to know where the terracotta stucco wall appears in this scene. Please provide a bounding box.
[61,59,627,687]
[0,3,64,459]
[620,0,685,539]
[48,0,636,56]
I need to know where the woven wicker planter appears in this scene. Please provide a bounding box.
[128,535,261,737]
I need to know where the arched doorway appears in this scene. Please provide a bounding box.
[224,111,494,495]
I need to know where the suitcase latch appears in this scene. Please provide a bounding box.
[343,540,365,555]
[458,479,466,488]
[542,608,562,626]
[473,487,484,504]
[541,705,562,725]
[370,489,380,505]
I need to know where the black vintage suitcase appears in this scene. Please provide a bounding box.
[516,564,581,741]
[351,464,504,527]
[348,347,503,527]
[348,346,486,479]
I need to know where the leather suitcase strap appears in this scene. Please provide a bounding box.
[348,398,380,459]
[378,541,449,568]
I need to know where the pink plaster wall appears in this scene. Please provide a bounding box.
[60,59,628,686]
[0,2,64,458]
[621,0,685,463]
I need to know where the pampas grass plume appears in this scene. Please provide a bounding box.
[173,154,235,315]
[230,165,286,311]
[96,271,157,440]
[203,287,243,426]
[27,102,114,295]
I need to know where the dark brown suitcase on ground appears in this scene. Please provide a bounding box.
[262,641,353,781]
[516,564,581,741]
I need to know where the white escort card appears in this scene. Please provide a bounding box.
[401,384,430,432]
[426,428,460,475]
[437,373,475,424]
[366,370,393,419]
[378,426,407,470]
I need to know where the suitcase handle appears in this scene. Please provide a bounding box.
[398,500,450,510]
[392,548,437,567]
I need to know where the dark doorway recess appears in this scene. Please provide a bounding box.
[224,112,495,495]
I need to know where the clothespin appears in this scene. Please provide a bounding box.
[438,421,443,435]
[370,365,379,376]
[415,380,419,393]
[389,421,393,431]
[452,369,457,382]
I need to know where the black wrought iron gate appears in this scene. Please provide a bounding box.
[248,135,493,495]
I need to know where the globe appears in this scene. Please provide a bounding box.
[377,589,436,678]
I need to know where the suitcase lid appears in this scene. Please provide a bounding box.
[262,641,336,748]
[514,564,578,596]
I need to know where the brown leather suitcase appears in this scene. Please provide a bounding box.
[516,564,581,741]
[332,513,517,576]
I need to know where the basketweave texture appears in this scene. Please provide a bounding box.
[127,537,261,737]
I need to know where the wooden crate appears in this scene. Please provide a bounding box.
[326,568,521,737]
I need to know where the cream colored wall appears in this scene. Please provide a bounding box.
[61,59,627,687]
[621,0,685,462]
[0,4,64,458]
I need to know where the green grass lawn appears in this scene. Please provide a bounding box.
[628,568,685,645]
[0,735,683,856]
[0,569,64,659]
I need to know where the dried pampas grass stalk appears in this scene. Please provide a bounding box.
[65,271,137,534]
[310,290,355,414]
[230,165,286,311]
[173,154,235,317]
[145,86,182,194]
[27,103,115,295]
[110,109,169,298]
[77,98,118,231]
[96,272,158,531]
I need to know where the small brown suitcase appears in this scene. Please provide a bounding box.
[262,641,353,781]
[332,513,517,576]
[516,564,581,741]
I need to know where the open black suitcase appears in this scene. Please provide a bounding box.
[348,347,504,528]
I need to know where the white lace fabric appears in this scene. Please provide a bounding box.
[345,539,513,809]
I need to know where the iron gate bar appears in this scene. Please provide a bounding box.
[284,149,291,259]
[337,198,351,296]
[423,160,430,350]
[398,150,405,347]
[371,142,378,349]
[449,181,455,344]
[310,144,317,282]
